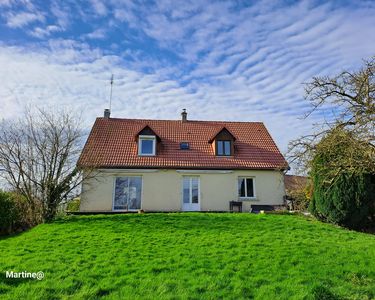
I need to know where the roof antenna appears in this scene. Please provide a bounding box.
[109,74,114,112]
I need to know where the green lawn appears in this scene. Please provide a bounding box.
[0,213,374,299]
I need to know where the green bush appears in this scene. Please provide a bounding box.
[309,129,375,230]
[67,198,80,212]
[311,171,375,229]
[0,191,22,235]
[289,184,311,211]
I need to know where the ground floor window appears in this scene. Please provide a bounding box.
[114,176,142,210]
[238,177,255,198]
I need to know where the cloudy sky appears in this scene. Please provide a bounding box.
[0,0,374,157]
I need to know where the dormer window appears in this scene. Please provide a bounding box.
[138,135,156,156]
[136,125,160,156]
[217,140,231,156]
[209,127,236,157]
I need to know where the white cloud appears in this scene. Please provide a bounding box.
[50,1,71,30]
[0,0,33,9]
[0,0,375,163]
[85,28,107,40]
[0,45,194,126]
[90,0,107,16]
[28,25,61,38]
[5,11,45,28]
[113,8,137,25]
[45,39,103,64]
[0,0,13,7]
[0,43,318,155]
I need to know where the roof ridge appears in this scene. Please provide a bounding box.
[97,117,264,124]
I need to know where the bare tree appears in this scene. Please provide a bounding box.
[288,56,375,173]
[0,108,93,222]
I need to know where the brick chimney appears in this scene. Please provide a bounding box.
[104,108,111,118]
[181,109,187,122]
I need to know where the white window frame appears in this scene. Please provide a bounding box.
[138,135,156,156]
[181,176,201,211]
[238,177,256,199]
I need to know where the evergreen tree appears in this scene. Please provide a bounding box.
[310,129,375,229]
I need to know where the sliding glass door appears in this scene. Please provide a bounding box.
[113,176,142,211]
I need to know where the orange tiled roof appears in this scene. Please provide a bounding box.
[78,117,287,170]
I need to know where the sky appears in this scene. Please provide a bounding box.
[0,0,374,161]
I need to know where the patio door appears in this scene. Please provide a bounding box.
[182,176,200,211]
[113,176,142,211]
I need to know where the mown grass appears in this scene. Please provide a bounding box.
[0,213,374,299]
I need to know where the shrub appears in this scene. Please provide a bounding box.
[289,184,311,211]
[67,198,80,212]
[0,191,34,235]
[311,172,375,229]
[309,129,375,230]
[0,191,19,234]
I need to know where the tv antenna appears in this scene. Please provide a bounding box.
[109,74,114,111]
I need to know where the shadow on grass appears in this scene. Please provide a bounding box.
[0,276,27,289]
[311,285,342,300]
[0,229,30,241]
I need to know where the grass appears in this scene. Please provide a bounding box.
[0,213,374,299]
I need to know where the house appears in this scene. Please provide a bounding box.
[78,109,288,212]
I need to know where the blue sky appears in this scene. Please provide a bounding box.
[0,0,374,156]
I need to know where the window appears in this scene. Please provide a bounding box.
[138,135,156,156]
[217,140,231,156]
[114,176,142,210]
[180,142,190,150]
[238,177,255,198]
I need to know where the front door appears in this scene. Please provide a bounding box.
[182,176,200,211]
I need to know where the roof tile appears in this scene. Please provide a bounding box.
[78,118,287,170]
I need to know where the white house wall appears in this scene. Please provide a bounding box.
[80,169,285,212]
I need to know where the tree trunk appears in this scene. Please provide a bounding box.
[44,201,58,222]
